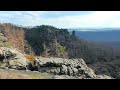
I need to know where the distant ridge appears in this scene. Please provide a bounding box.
[68,28,120,32]
[69,28,120,42]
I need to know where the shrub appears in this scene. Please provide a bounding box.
[57,44,66,57]
[24,54,35,65]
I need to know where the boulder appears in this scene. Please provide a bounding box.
[0,47,16,61]
[0,47,32,70]
[0,33,8,42]
[60,65,67,75]
[67,66,73,76]
[34,57,113,79]
[72,67,78,76]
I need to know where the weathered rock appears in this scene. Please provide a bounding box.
[0,50,113,79]
[72,67,78,76]
[0,47,32,70]
[60,65,67,75]
[78,68,84,75]
[96,74,113,79]
[53,75,78,79]
[0,33,8,42]
[0,47,16,62]
[67,66,73,76]
[35,57,113,79]
[38,67,60,75]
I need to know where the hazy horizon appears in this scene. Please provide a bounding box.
[1,11,120,30]
[0,11,120,28]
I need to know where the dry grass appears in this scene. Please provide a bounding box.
[24,54,35,65]
[0,71,31,79]
[0,41,13,47]
[0,69,53,79]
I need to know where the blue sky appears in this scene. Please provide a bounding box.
[0,11,120,29]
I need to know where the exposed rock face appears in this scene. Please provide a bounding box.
[35,57,113,79]
[0,33,8,42]
[0,47,16,61]
[60,65,68,75]
[0,47,32,70]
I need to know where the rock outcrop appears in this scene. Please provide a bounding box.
[0,47,31,70]
[35,57,113,79]
[0,33,8,42]
[0,47,113,79]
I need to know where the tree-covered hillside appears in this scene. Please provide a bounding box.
[24,25,70,57]
[24,25,120,64]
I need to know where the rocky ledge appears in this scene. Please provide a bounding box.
[34,57,113,79]
[0,47,31,70]
[0,47,113,79]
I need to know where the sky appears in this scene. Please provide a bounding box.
[0,11,120,29]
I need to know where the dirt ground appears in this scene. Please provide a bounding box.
[0,69,54,79]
